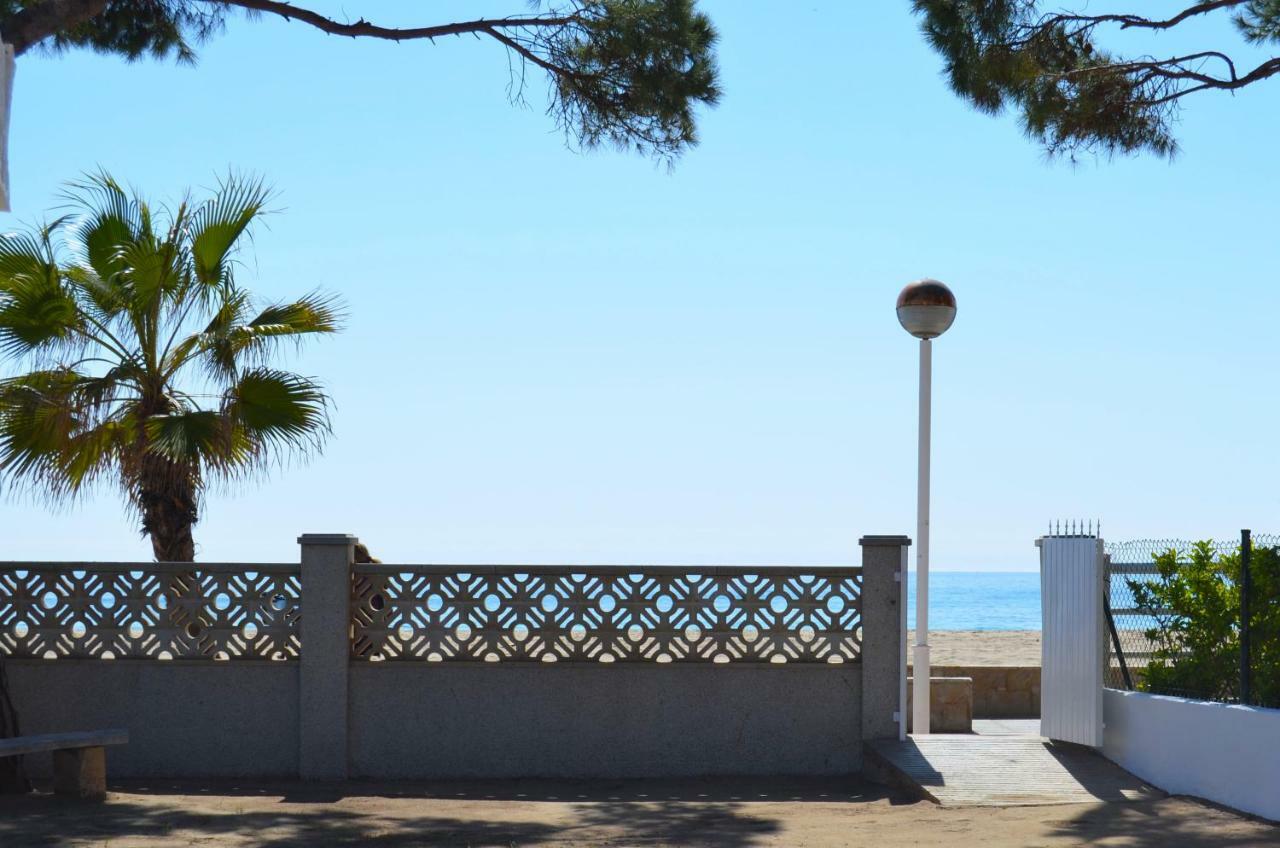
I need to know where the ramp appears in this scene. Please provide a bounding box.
[865,735,1162,807]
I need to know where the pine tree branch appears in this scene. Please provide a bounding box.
[6,0,111,54]
[206,0,579,44]
[1058,50,1280,105]
[914,0,1280,157]
[1136,57,1280,106]
[1040,0,1250,32]
[4,0,584,58]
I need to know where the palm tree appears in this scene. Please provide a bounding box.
[0,173,341,561]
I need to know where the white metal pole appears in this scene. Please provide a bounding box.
[913,337,932,735]
[899,544,909,741]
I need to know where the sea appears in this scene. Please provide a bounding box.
[905,571,1040,630]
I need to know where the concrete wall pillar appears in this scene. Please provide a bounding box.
[298,533,357,779]
[859,535,910,741]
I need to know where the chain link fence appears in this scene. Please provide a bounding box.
[1104,534,1279,706]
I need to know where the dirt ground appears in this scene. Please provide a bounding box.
[2,777,1277,848]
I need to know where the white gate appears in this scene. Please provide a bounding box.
[1039,531,1105,747]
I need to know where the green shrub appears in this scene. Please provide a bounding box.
[1128,540,1280,707]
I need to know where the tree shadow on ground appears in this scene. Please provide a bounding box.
[1041,741,1163,802]
[1053,797,1280,847]
[0,776,897,847]
[567,799,780,846]
[0,796,562,847]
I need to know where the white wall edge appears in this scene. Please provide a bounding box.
[1103,688,1280,822]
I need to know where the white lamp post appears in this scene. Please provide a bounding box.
[896,279,957,736]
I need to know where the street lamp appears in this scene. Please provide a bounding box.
[896,279,957,736]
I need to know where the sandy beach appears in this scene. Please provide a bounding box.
[910,630,1041,666]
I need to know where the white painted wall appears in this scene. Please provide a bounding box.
[1103,689,1280,822]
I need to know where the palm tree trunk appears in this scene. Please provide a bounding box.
[146,509,196,562]
[137,456,199,563]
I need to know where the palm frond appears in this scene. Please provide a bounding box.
[117,233,181,312]
[62,263,127,328]
[248,291,344,337]
[0,368,126,497]
[0,227,61,287]
[168,290,342,382]
[62,181,139,297]
[165,288,252,379]
[59,418,129,492]
[188,175,271,288]
[145,408,223,462]
[0,270,82,358]
[223,367,331,455]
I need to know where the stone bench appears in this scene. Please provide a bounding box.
[906,677,973,733]
[0,729,128,798]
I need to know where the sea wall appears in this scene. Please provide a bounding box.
[911,665,1040,718]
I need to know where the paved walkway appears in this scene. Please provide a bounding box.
[866,734,1163,807]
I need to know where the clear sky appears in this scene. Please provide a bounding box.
[2,2,1276,570]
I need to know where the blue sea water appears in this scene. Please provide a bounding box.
[905,571,1041,631]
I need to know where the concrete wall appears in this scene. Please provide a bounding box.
[1103,688,1280,822]
[926,666,1040,718]
[7,660,298,778]
[858,536,909,742]
[906,676,972,732]
[1,533,908,781]
[351,664,860,778]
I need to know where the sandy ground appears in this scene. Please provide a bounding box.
[911,630,1041,666]
[2,778,1277,847]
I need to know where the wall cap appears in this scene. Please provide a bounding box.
[858,535,912,547]
[297,534,359,546]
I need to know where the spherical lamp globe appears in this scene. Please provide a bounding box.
[896,279,957,340]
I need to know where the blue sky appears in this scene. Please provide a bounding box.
[2,2,1277,569]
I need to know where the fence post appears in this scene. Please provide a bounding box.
[859,535,910,741]
[1240,528,1252,706]
[298,533,357,780]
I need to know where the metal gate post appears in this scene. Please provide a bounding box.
[1241,528,1252,706]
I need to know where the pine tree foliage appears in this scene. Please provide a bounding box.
[0,1,720,161]
[913,0,1280,157]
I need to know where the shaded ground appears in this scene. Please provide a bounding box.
[866,735,1162,807]
[1,777,1277,847]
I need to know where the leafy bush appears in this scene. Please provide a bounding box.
[1129,540,1280,707]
